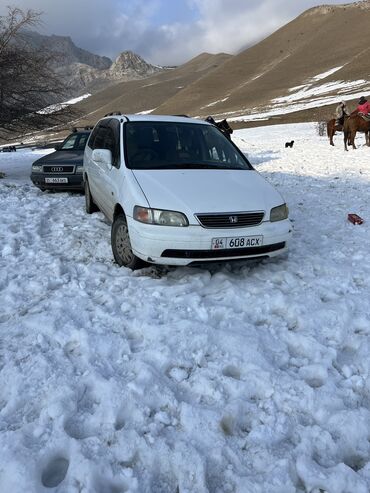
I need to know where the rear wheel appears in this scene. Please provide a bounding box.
[85,179,98,214]
[111,214,146,270]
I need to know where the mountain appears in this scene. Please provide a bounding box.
[19,31,166,96]
[20,31,112,70]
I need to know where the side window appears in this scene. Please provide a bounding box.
[108,119,120,168]
[87,124,101,150]
[88,119,120,167]
[93,123,111,150]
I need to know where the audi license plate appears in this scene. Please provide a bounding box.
[212,236,263,250]
[45,177,68,184]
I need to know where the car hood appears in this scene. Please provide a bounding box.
[33,151,83,165]
[132,169,285,223]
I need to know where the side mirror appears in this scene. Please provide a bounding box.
[54,144,62,151]
[92,149,113,168]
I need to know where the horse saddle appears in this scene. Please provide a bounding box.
[359,113,370,121]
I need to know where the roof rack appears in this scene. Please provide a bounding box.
[71,125,94,132]
[104,111,122,117]
[173,114,190,118]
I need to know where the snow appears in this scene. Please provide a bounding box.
[1,122,370,492]
[201,97,230,109]
[229,82,370,122]
[38,94,91,115]
[310,66,344,81]
[136,109,156,115]
[272,80,368,105]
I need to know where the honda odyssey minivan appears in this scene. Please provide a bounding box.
[83,114,291,269]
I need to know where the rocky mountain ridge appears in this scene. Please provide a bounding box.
[303,0,370,16]
[21,31,166,96]
[21,31,112,70]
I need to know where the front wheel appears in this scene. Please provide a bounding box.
[111,214,146,270]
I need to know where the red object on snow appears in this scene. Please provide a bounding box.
[348,213,364,225]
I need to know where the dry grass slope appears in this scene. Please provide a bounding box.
[154,1,370,122]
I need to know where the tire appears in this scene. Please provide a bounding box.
[85,179,98,214]
[111,214,146,270]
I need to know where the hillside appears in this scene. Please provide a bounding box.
[73,52,232,127]
[153,0,370,122]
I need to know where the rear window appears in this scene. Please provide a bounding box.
[124,122,251,170]
[61,133,90,151]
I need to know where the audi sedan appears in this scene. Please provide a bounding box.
[30,129,91,191]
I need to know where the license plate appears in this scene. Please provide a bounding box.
[211,235,263,250]
[45,177,68,184]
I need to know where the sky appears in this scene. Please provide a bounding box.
[0,0,360,65]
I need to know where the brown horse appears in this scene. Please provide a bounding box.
[327,118,344,146]
[343,115,370,151]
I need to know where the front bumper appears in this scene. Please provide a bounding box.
[31,173,84,191]
[127,217,292,266]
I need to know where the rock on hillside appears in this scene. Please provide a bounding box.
[67,51,165,95]
[109,51,162,80]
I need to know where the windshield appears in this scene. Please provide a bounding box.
[124,122,251,170]
[61,133,89,151]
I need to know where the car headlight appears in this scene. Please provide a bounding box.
[32,164,42,172]
[76,165,84,173]
[134,206,188,227]
[270,203,289,222]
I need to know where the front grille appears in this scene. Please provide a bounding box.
[195,211,264,228]
[43,165,75,174]
[162,242,285,259]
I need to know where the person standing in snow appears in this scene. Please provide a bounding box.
[335,101,349,126]
[356,96,370,119]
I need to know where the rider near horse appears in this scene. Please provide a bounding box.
[356,96,370,119]
[335,101,349,126]
[327,103,349,146]
[343,98,370,150]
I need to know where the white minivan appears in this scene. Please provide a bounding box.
[83,114,292,269]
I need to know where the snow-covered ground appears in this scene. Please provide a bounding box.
[38,94,91,115]
[1,123,370,492]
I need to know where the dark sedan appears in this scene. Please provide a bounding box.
[30,130,91,191]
